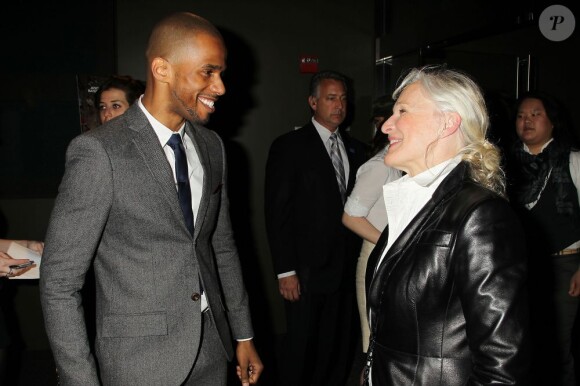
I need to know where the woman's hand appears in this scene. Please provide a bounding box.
[14,240,44,254]
[0,251,35,278]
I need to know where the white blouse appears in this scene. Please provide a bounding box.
[344,146,402,231]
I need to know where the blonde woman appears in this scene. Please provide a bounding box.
[364,65,530,385]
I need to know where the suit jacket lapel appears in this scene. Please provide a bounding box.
[304,123,333,165]
[126,105,184,231]
[185,121,210,239]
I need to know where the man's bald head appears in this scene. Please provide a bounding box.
[145,12,223,63]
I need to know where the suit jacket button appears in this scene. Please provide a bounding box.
[191,293,201,301]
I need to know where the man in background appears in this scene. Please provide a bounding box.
[265,70,367,385]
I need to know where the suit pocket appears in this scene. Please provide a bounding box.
[417,229,452,247]
[101,312,167,337]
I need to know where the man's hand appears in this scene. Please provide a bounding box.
[568,268,580,297]
[235,340,263,385]
[279,275,300,301]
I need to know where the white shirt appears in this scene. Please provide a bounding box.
[344,145,402,231]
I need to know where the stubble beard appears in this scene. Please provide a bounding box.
[172,89,209,125]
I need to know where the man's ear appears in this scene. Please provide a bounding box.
[308,96,317,111]
[151,57,171,83]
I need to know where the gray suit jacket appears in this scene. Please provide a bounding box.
[40,104,253,385]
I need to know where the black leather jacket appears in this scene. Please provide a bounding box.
[366,162,530,385]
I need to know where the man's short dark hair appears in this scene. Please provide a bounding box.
[309,70,348,97]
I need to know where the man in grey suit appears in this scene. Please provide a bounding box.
[39,12,263,386]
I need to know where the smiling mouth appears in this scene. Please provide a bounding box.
[199,97,216,110]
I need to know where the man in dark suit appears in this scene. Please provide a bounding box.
[265,70,367,385]
[39,12,262,386]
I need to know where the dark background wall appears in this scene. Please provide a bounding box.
[0,1,117,199]
[0,0,117,355]
[375,0,579,151]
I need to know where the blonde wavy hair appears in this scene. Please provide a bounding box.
[392,65,506,196]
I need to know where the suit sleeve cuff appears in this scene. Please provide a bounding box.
[277,270,296,279]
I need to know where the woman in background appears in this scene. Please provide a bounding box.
[365,65,529,385]
[95,75,145,124]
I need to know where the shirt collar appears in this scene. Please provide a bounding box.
[523,138,553,154]
[138,96,186,147]
[312,117,340,143]
[405,155,462,188]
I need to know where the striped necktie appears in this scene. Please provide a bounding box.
[329,132,346,203]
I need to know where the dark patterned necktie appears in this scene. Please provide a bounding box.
[167,133,194,235]
[329,132,346,203]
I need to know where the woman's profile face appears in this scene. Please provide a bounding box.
[381,82,444,176]
[516,97,554,154]
[99,87,131,123]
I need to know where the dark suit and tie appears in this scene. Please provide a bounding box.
[265,71,367,385]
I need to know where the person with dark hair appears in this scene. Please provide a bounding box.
[507,91,580,386]
[39,11,262,386]
[342,95,401,361]
[368,95,392,157]
[365,65,529,385]
[265,70,367,385]
[94,75,146,124]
